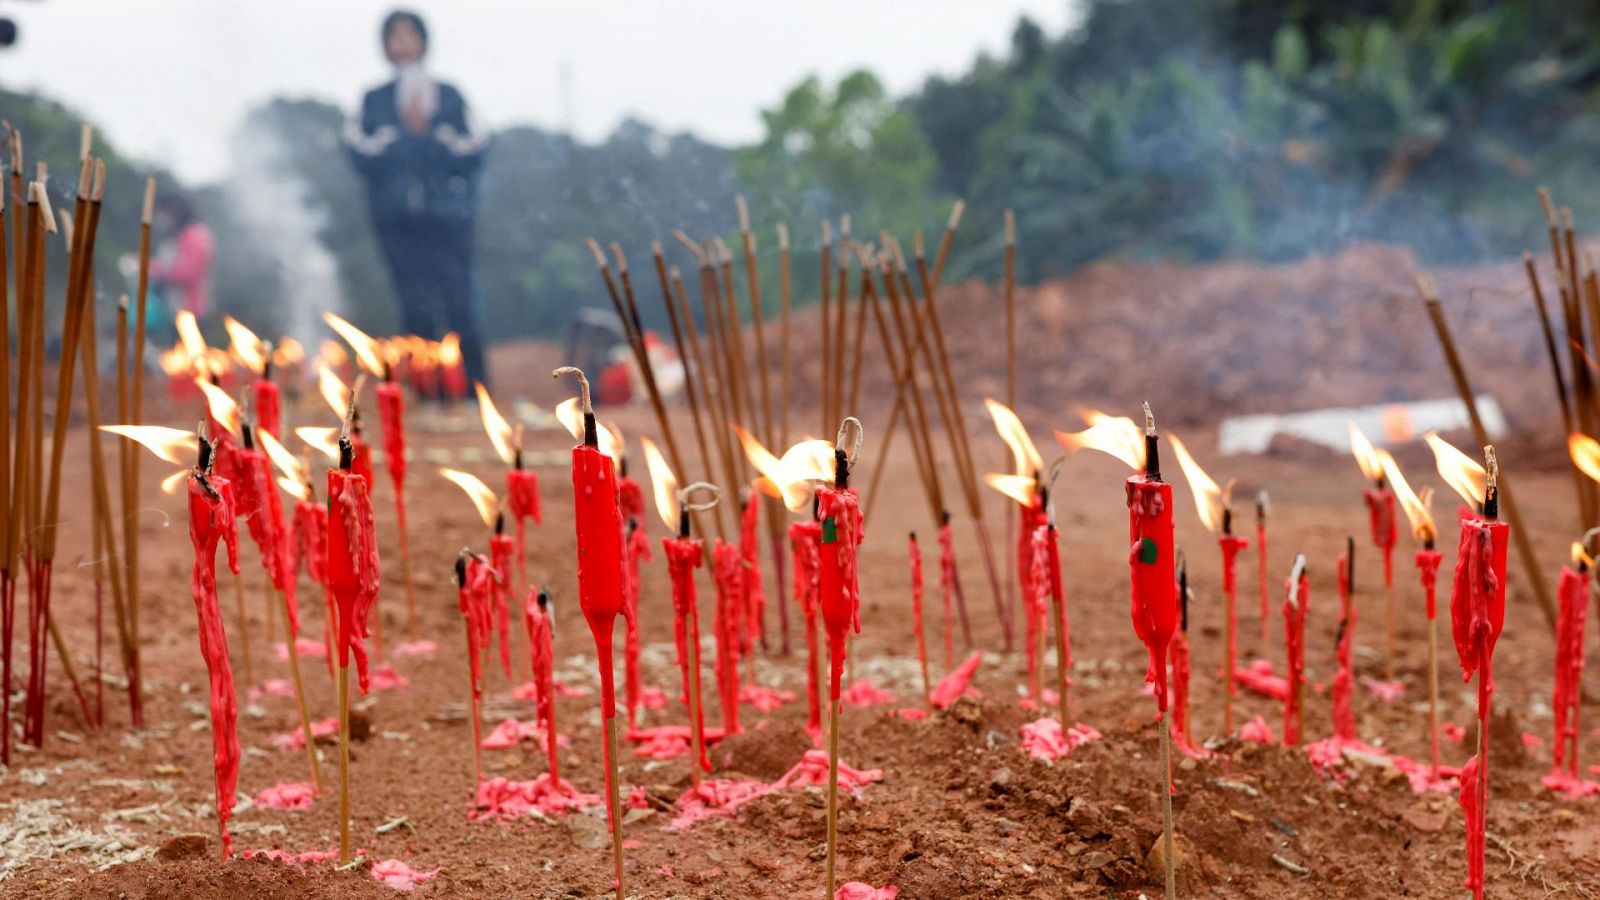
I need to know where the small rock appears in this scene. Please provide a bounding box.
[1080,850,1115,870]
[948,697,983,731]
[157,834,210,861]
[990,767,1013,791]
[1145,831,1198,892]
[1065,797,1110,838]
[349,710,373,742]
[1403,807,1447,833]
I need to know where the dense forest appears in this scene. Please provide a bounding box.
[8,0,1600,345]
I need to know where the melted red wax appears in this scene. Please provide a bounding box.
[253,780,316,810]
[475,774,599,818]
[670,778,769,829]
[623,517,651,729]
[395,640,437,659]
[773,749,882,792]
[458,554,495,712]
[1017,499,1047,699]
[834,884,898,900]
[254,379,282,438]
[370,663,408,692]
[371,858,439,891]
[274,638,327,662]
[481,717,570,750]
[840,679,896,707]
[188,474,241,857]
[663,535,710,772]
[489,533,515,680]
[789,520,822,741]
[1219,531,1249,707]
[291,499,327,587]
[1451,515,1506,900]
[272,716,339,751]
[1417,547,1444,618]
[375,382,407,490]
[640,685,667,710]
[1126,475,1176,712]
[931,653,983,709]
[1239,716,1275,743]
[739,684,795,712]
[1364,678,1407,701]
[712,539,744,734]
[937,522,957,669]
[237,447,297,631]
[1443,722,1465,742]
[523,590,560,780]
[1282,571,1309,746]
[1041,523,1071,688]
[1257,520,1269,642]
[627,724,728,760]
[1019,718,1103,760]
[1233,659,1288,700]
[328,468,380,691]
[819,485,863,702]
[1553,565,1588,779]
[1332,549,1356,742]
[1025,519,1051,700]
[739,494,766,652]
[249,679,295,702]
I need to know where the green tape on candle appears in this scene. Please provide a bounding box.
[1139,537,1158,564]
[822,517,838,544]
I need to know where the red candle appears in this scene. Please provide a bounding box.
[739,491,767,655]
[1450,453,1506,900]
[818,468,863,703]
[1332,543,1356,742]
[349,427,376,492]
[1256,492,1269,642]
[456,552,495,785]
[712,538,744,735]
[490,528,515,680]
[791,517,823,742]
[937,519,956,669]
[1553,557,1588,780]
[1019,495,1047,699]
[187,454,242,859]
[1170,560,1191,749]
[1042,518,1072,722]
[255,378,282,439]
[293,494,332,676]
[1218,525,1249,726]
[665,523,711,774]
[1282,557,1309,747]
[506,467,542,596]
[623,517,651,729]
[238,433,295,629]
[908,532,929,704]
[376,381,407,492]
[524,588,560,780]
[1127,457,1176,714]
[328,448,380,692]
[554,366,627,893]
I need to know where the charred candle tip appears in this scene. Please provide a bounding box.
[1256,489,1269,518]
[454,550,469,585]
[1482,445,1499,518]
[536,587,551,610]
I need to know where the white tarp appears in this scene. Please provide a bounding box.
[1217,396,1506,456]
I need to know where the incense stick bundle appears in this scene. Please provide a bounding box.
[650,244,721,537]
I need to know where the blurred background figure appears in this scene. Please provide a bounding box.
[147,189,215,342]
[344,8,490,397]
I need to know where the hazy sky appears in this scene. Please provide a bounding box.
[0,1,1078,183]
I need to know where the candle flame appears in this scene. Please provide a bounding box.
[1377,451,1435,545]
[475,382,518,466]
[175,310,208,371]
[1425,431,1486,508]
[319,340,349,370]
[277,474,311,501]
[1168,432,1224,533]
[258,429,306,487]
[1573,541,1593,569]
[641,436,678,530]
[438,332,462,367]
[324,312,386,378]
[439,467,499,529]
[159,341,190,377]
[983,473,1037,507]
[1569,433,1600,485]
[1348,423,1385,482]
[100,424,197,466]
[160,469,190,495]
[223,316,267,375]
[296,426,340,463]
[196,379,241,438]
[984,398,1042,477]
[1055,409,1145,471]
[317,366,353,419]
[735,425,834,512]
[554,397,621,461]
[272,337,304,370]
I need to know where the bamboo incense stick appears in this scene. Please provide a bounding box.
[650,244,720,536]
[929,200,965,293]
[735,197,775,442]
[824,694,841,899]
[865,266,942,522]
[1004,213,1017,618]
[280,588,321,790]
[1416,273,1555,629]
[778,223,791,450]
[1159,705,1176,900]
[672,254,742,522]
[125,178,155,722]
[337,661,352,862]
[1524,252,1588,526]
[830,221,851,426]
[819,221,832,438]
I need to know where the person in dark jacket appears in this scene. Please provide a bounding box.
[345,9,491,393]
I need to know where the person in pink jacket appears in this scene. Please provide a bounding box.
[150,191,216,320]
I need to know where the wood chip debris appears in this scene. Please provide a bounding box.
[1272,854,1310,875]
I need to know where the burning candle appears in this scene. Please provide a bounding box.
[1446,447,1506,900]
[326,312,417,644]
[524,587,560,780]
[1171,554,1192,750]
[327,417,381,864]
[455,550,495,789]
[439,468,511,684]
[712,538,744,735]
[102,425,241,858]
[1057,403,1177,899]
[937,516,957,669]
[1256,491,1269,643]
[738,489,766,662]
[817,419,865,900]
[1350,424,1400,682]
[984,399,1047,701]
[223,317,281,437]
[552,366,628,900]
[475,382,542,644]
[1282,555,1309,747]
[643,437,716,782]
[1552,542,1589,782]
[1380,451,1443,775]
[615,441,649,730]
[1170,433,1248,735]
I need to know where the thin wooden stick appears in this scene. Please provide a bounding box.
[650,245,720,536]
[464,617,481,788]
[603,713,626,900]
[824,695,841,899]
[1416,274,1555,629]
[778,224,792,450]
[819,222,832,437]
[865,269,941,522]
[1004,213,1017,621]
[929,200,965,292]
[830,222,851,427]
[338,663,352,863]
[1524,253,1587,526]
[281,590,321,790]
[675,255,742,519]
[713,238,755,480]
[735,197,774,441]
[125,178,155,722]
[1159,705,1176,899]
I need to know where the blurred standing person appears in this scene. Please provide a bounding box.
[345,9,491,394]
[148,191,215,338]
